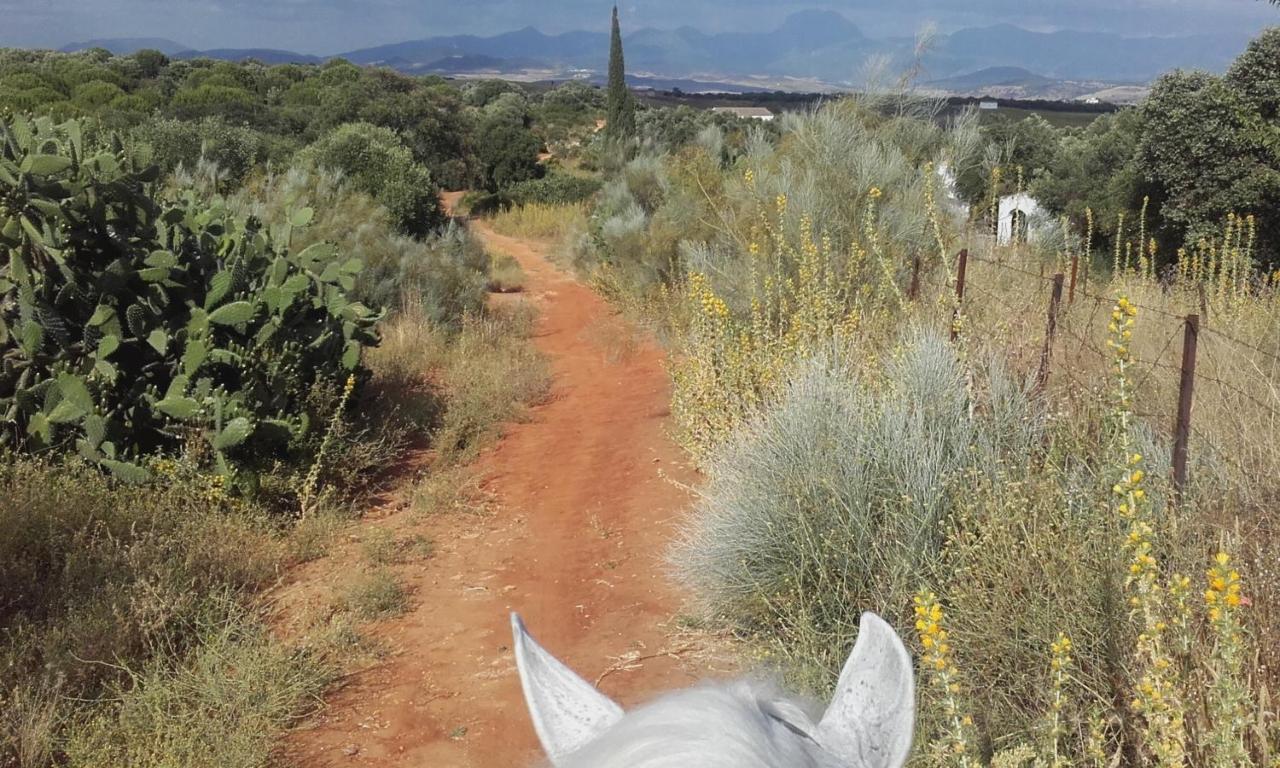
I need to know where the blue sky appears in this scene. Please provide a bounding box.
[0,0,1275,53]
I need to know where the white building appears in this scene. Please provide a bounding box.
[978,100,999,110]
[935,161,970,221]
[711,106,775,121]
[997,193,1047,245]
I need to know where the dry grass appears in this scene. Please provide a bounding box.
[579,312,643,363]
[408,465,490,518]
[487,251,527,293]
[342,569,409,619]
[368,300,550,462]
[0,458,343,768]
[488,202,588,242]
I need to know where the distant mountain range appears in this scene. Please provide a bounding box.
[58,10,1257,94]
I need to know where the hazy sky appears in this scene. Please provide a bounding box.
[0,0,1275,53]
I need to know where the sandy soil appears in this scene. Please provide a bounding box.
[279,202,720,767]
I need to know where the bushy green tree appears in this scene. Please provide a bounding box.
[1035,109,1147,239]
[131,49,169,79]
[1226,27,1280,121]
[298,122,445,236]
[132,116,268,184]
[1137,70,1280,248]
[474,103,542,192]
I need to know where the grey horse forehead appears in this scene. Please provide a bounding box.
[557,681,829,768]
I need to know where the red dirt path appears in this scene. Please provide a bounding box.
[281,204,713,767]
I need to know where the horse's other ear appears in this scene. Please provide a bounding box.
[511,613,623,765]
[815,612,915,768]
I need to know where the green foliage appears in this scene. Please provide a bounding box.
[1137,69,1280,249]
[506,171,602,206]
[537,81,606,142]
[132,115,275,184]
[1226,27,1280,120]
[0,115,381,478]
[462,79,525,108]
[298,121,445,236]
[1034,109,1147,239]
[0,50,576,197]
[131,49,169,79]
[606,5,636,140]
[474,114,543,192]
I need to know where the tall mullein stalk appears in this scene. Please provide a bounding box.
[914,591,978,768]
[989,166,1002,239]
[865,187,901,308]
[299,373,356,518]
[1084,207,1094,291]
[1203,551,1254,768]
[1108,297,1188,767]
[1137,196,1149,273]
[1217,215,1236,308]
[1046,633,1074,768]
[1114,213,1126,276]
[1086,708,1113,768]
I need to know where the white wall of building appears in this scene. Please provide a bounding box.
[997,193,1047,245]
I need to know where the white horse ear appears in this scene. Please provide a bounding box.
[815,612,916,768]
[511,613,623,765]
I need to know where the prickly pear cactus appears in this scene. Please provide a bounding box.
[0,115,381,481]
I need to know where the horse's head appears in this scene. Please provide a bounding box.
[512,612,915,767]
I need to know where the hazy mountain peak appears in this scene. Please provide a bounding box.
[778,9,862,39]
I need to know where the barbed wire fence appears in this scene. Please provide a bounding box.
[907,246,1280,499]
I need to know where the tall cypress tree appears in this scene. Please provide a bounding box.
[606,5,636,138]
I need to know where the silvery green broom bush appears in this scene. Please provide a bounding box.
[673,330,1041,691]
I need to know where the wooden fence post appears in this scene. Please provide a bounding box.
[1036,273,1066,390]
[951,249,968,342]
[1171,313,1200,499]
[908,254,922,301]
[1068,251,1079,304]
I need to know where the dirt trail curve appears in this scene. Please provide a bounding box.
[281,196,710,767]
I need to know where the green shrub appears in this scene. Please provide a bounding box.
[132,115,268,184]
[297,121,445,237]
[0,115,381,479]
[474,114,543,192]
[506,172,602,206]
[232,167,486,327]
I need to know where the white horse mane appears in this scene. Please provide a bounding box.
[511,612,915,768]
